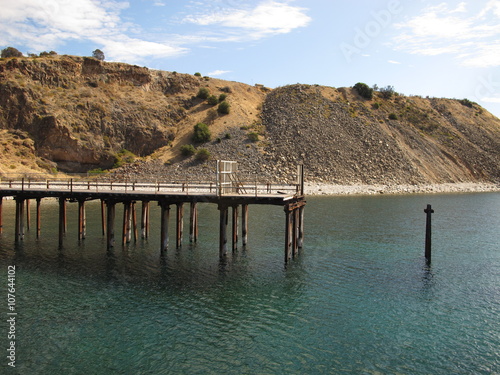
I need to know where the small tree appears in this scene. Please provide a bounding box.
[380,85,395,99]
[92,49,105,61]
[192,123,211,143]
[1,47,23,58]
[353,82,373,100]
[207,95,219,106]
[218,101,230,114]
[196,87,210,99]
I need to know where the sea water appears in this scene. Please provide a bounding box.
[0,193,498,374]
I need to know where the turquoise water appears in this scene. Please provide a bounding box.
[0,193,499,374]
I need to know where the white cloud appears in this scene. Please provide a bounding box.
[0,0,186,62]
[183,1,311,40]
[481,97,500,103]
[388,60,401,64]
[392,1,500,67]
[206,69,231,76]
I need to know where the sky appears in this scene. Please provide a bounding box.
[1,0,500,117]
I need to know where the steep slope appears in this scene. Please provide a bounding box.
[0,54,265,174]
[262,84,499,184]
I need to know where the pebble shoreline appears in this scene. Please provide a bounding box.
[304,182,500,196]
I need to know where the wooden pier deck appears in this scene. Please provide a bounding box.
[0,162,306,262]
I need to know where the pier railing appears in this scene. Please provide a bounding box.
[0,175,301,197]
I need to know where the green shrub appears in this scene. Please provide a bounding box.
[353,82,373,100]
[207,95,219,105]
[113,149,136,168]
[194,72,202,77]
[196,87,210,99]
[195,148,211,161]
[218,93,227,102]
[372,102,381,109]
[218,101,230,114]
[380,85,395,99]
[192,122,211,143]
[388,113,398,120]
[458,98,475,108]
[248,132,259,142]
[180,144,196,156]
[224,133,231,139]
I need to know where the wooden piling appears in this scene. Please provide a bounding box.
[101,200,106,235]
[106,201,116,249]
[189,202,198,243]
[131,201,138,242]
[141,201,149,239]
[122,201,132,244]
[58,197,66,246]
[26,199,31,231]
[78,199,86,241]
[159,201,170,252]
[14,198,24,242]
[292,208,299,257]
[284,205,292,262]
[424,204,434,261]
[232,205,239,251]
[219,205,228,258]
[241,204,248,246]
[36,198,41,238]
[298,206,304,248]
[0,196,3,235]
[176,203,184,248]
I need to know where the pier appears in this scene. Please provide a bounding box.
[0,161,306,262]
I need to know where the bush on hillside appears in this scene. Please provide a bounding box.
[195,148,211,161]
[207,95,219,106]
[196,87,210,99]
[353,82,373,100]
[192,123,211,143]
[218,101,230,114]
[1,47,23,58]
[180,144,196,157]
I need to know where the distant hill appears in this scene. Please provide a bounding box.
[0,54,498,184]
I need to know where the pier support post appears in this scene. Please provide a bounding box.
[106,201,116,249]
[292,207,299,258]
[424,204,434,261]
[15,198,25,242]
[122,201,132,245]
[58,197,66,246]
[131,201,138,242]
[176,203,184,249]
[78,199,86,241]
[159,201,171,252]
[101,200,106,236]
[241,204,248,246]
[26,199,30,231]
[219,205,229,258]
[141,201,150,239]
[298,205,305,249]
[36,198,41,238]
[284,205,292,262]
[232,205,239,251]
[0,196,3,235]
[189,202,198,243]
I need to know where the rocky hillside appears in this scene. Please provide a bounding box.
[0,54,499,184]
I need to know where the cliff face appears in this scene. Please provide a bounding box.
[0,55,196,172]
[0,55,499,184]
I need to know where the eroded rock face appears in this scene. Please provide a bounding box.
[0,55,186,172]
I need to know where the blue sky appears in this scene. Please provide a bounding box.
[2,0,500,117]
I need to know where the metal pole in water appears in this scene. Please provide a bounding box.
[424,204,434,261]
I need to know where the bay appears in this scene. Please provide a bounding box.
[0,193,499,374]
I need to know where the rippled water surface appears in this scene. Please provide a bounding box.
[0,193,499,374]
